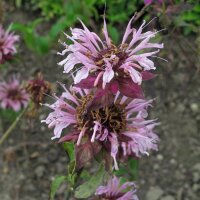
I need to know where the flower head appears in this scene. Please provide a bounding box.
[58,16,163,97]
[95,176,139,200]
[42,86,159,169]
[0,76,29,111]
[0,25,19,64]
[26,72,51,106]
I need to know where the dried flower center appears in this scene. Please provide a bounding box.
[76,95,126,134]
[26,76,50,105]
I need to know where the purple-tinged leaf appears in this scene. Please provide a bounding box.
[75,75,96,89]
[141,71,157,80]
[58,132,79,143]
[119,78,144,98]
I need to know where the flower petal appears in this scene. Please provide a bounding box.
[74,67,89,84]
[102,67,114,89]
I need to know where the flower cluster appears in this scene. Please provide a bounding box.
[0,76,29,111]
[0,25,19,64]
[58,17,163,98]
[42,86,159,170]
[42,15,163,199]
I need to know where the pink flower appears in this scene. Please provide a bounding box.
[0,25,19,64]
[0,76,29,111]
[42,87,159,169]
[41,85,89,140]
[58,17,163,97]
[89,92,159,170]
[95,176,139,200]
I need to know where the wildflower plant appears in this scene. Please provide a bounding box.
[0,75,30,146]
[0,73,51,145]
[42,14,163,199]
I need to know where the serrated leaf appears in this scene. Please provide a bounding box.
[75,165,105,199]
[50,176,67,200]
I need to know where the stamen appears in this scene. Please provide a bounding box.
[151,55,168,62]
[143,17,157,29]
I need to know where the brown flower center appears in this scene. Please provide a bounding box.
[76,95,126,134]
[94,44,128,72]
[26,73,51,105]
[7,89,22,101]
[76,94,94,130]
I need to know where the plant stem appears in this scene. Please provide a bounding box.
[134,4,149,22]
[0,106,28,146]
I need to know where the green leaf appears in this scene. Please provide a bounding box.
[30,18,43,29]
[35,37,50,54]
[0,109,20,122]
[108,25,119,44]
[15,0,22,8]
[193,4,200,13]
[49,17,69,39]
[80,169,91,180]
[50,176,67,200]
[114,165,128,177]
[74,165,105,199]
[68,160,76,175]
[63,142,75,161]
[182,12,199,21]
[109,13,127,23]
[129,158,139,180]
[67,173,77,186]
[84,0,96,6]
[11,22,50,55]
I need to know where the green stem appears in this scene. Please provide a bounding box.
[0,105,28,146]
